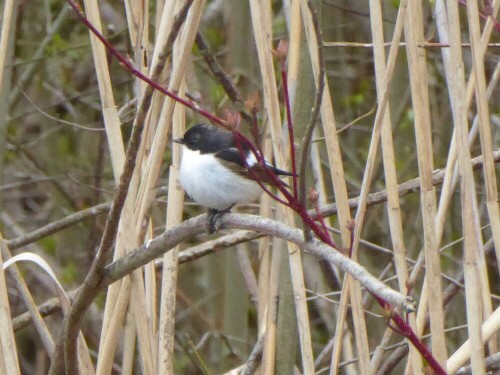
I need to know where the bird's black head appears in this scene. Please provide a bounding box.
[174,124,235,154]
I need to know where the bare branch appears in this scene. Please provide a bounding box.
[456,352,500,375]
[7,202,111,250]
[241,335,265,375]
[194,32,253,123]
[100,214,414,312]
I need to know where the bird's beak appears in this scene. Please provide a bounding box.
[173,138,184,145]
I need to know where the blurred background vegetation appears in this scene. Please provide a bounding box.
[0,0,499,374]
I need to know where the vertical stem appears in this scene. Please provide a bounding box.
[280,67,299,198]
[404,0,447,367]
[0,0,18,201]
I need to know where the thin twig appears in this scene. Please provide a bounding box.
[336,102,377,134]
[316,147,500,218]
[194,32,252,123]
[8,138,81,211]
[298,1,326,241]
[241,335,265,375]
[323,41,500,48]
[174,334,211,375]
[64,0,226,128]
[20,89,104,132]
[7,202,111,250]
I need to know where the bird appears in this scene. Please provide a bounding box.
[173,123,293,232]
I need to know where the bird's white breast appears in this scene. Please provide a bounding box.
[179,147,262,210]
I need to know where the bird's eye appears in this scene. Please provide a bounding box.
[190,134,201,144]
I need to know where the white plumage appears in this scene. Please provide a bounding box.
[179,147,262,210]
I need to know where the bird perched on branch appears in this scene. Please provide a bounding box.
[174,123,292,233]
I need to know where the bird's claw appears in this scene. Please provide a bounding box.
[206,205,235,234]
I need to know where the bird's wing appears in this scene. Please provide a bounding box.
[215,148,292,187]
[214,148,248,171]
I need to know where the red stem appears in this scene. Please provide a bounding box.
[65,0,227,128]
[314,204,331,241]
[374,295,447,375]
[280,67,299,198]
[235,132,340,250]
[275,40,445,375]
[457,0,500,31]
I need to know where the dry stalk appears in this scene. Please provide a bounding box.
[298,0,356,372]
[327,0,409,371]
[367,0,420,373]
[157,42,188,375]
[447,305,500,373]
[404,0,447,368]
[0,235,20,375]
[411,1,499,362]
[249,0,315,372]
[466,0,500,276]
[259,137,279,375]
[446,0,486,372]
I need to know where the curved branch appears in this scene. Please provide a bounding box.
[100,213,414,312]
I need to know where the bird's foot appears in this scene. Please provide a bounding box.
[207,205,235,234]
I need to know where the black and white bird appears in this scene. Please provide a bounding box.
[173,123,292,232]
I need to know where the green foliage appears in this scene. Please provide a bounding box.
[272,13,287,37]
[56,134,72,156]
[47,33,69,56]
[39,236,57,256]
[209,84,226,107]
[61,261,78,284]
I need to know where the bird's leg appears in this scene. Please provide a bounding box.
[207,204,235,234]
[207,209,219,234]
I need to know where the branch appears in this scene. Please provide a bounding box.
[7,202,111,250]
[316,147,500,217]
[12,230,262,332]
[99,213,414,312]
[194,32,253,123]
[456,352,500,375]
[241,335,265,375]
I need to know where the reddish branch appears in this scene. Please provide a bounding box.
[458,0,500,31]
[374,295,447,375]
[65,0,226,129]
[276,41,299,198]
